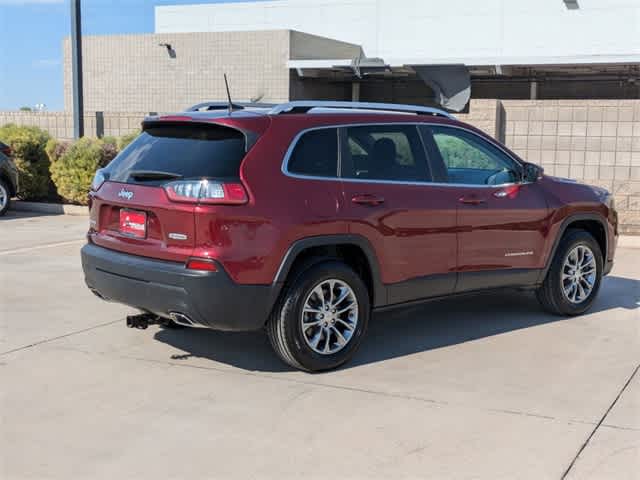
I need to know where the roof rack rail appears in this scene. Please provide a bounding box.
[186,101,276,112]
[268,101,454,118]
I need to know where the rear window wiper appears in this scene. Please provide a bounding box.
[128,170,183,181]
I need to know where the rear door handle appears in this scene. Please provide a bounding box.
[458,196,486,206]
[352,194,385,206]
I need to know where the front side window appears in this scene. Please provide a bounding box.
[288,128,338,178]
[342,125,430,182]
[429,126,521,185]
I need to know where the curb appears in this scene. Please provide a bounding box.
[12,201,88,216]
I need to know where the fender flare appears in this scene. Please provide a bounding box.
[539,213,609,282]
[273,234,386,307]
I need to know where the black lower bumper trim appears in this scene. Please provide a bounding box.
[81,243,277,331]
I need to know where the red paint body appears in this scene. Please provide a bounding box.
[88,111,618,298]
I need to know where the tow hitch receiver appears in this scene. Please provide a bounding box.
[126,313,163,330]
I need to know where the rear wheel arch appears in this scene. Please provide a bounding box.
[273,235,385,307]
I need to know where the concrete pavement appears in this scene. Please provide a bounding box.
[1,211,638,479]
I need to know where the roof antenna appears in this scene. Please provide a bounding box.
[224,73,233,116]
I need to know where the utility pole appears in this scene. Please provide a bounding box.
[70,0,84,138]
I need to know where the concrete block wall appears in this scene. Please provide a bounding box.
[0,111,73,139]
[0,111,149,140]
[457,99,500,139]
[502,100,640,233]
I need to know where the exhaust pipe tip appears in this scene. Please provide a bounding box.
[169,312,196,328]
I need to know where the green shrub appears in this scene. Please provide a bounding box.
[50,137,115,205]
[45,137,70,164]
[0,124,51,200]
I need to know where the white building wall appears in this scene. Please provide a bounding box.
[155,0,640,66]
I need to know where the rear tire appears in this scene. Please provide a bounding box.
[267,260,370,372]
[537,229,603,316]
[0,179,10,216]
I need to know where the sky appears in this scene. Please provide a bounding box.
[0,0,256,111]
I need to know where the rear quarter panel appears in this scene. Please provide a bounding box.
[195,116,349,284]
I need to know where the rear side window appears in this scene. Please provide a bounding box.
[342,125,430,182]
[287,128,338,178]
[107,124,246,183]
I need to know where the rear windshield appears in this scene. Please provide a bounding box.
[107,123,246,183]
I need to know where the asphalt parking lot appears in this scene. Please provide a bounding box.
[1,211,638,480]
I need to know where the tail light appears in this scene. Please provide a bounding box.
[186,258,218,272]
[164,179,248,205]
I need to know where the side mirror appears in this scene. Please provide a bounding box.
[522,162,543,183]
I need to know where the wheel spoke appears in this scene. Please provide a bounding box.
[579,277,593,294]
[580,282,588,300]
[568,251,578,267]
[336,318,355,331]
[328,280,335,306]
[302,319,322,328]
[336,302,355,315]
[303,306,323,314]
[331,326,347,347]
[313,286,326,310]
[309,329,323,349]
[331,287,350,308]
[323,328,332,353]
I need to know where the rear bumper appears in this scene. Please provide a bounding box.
[81,243,276,331]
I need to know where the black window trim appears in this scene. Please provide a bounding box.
[284,126,341,179]
[281,122,526,188]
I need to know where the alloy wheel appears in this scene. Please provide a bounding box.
[561,245,597,304]
[300,279,359,355]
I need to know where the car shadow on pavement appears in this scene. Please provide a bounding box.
[153,275,639,373]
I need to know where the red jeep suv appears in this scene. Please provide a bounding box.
[81,101,618,372]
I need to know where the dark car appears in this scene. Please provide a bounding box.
[0,141,19,216]
[81,101,618,372]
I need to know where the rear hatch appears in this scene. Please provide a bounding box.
[88,121,250,262]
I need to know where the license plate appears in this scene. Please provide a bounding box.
[119,209,147,239]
